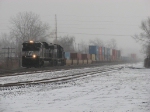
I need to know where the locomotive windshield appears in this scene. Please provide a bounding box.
[22,43,41,51]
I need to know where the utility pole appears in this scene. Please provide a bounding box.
[55,14,57,43]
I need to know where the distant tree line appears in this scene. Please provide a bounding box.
[0,11,118,69]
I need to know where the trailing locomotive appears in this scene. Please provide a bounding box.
[22,41,65,68]
[144,56,150,68]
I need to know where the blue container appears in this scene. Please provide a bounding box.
[107,48,110,56]
[105,47,108,55]
[102,47,105,55]
[65,52,70,60]
[89,46,99,54]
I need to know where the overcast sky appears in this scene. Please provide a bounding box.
[0,0,150,57]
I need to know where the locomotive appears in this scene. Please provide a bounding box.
[144,56,150,68]
[22,41,66,68]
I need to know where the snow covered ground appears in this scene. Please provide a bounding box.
[0,62,150,112]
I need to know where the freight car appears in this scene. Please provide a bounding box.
[22,41,65,68]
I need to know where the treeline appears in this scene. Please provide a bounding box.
[0,12,118,69]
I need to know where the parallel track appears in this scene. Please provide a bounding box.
[0,66,123,89]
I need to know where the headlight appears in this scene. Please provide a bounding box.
[32,54,36,58]
[29,40,34,43]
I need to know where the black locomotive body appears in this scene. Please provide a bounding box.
[144,56,150,68]
[22,41,65,68]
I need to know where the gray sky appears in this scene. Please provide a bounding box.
[0,0,150,57]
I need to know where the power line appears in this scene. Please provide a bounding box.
[43,14,149,18]
[58,32,132,37]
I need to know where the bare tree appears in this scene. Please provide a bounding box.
[133,17,150,55]
[78,40,88,53]
[11,12,50,42]
[53,35,75,52]
[89,38,104,46]
[106,38,117,49]
[0,33,16,49]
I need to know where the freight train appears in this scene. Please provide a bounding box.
[22,41,66,68]
[21,41,134,68]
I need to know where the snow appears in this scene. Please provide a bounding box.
[1,62,150,112]
[0,64,123,84]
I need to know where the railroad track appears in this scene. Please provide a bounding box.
[0,66,123,89]
[0,62,126,77]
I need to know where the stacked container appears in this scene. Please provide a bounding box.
[65,52,70,60]
[107,48,111,61]
[99,47,103,61]
[109,49,112,61]
[81,54,88,60]
[65,52,72,65]
[102,47,105,61]
[89,46,99,61]
[104,47,108,61]
[91,54,96,61]
[70,53,82,60]
[118,50,121,60]
[131,53,136,62]
[112,49,115,61]
[87,54,91,60]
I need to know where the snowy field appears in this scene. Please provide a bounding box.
[0,62,150,112]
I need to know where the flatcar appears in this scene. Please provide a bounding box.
[22,40,65,68]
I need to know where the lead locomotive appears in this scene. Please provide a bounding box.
[22,41,65,68]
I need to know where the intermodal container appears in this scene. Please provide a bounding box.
[81,54,87,60]
[112,49,115,56]
[110,49,112,56]
[66,60,72,65]
[100,55,103,61]
[99,47,102,55]
[104,55,107,61]
[102,55,104,61]
[102,47,105,55]
[116,50,118,59]
[89,46,99,54]
[118,50,121,58]
[87,54,91,60]
[131,54,136,59]
[107,55,111,61]
[91,54,96,61]
[114,50,117,60]
[65,52,70,60]
[70,53,82,60]
[95,54,100,61]
[107,48,110,56]
[105,47,107,55]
